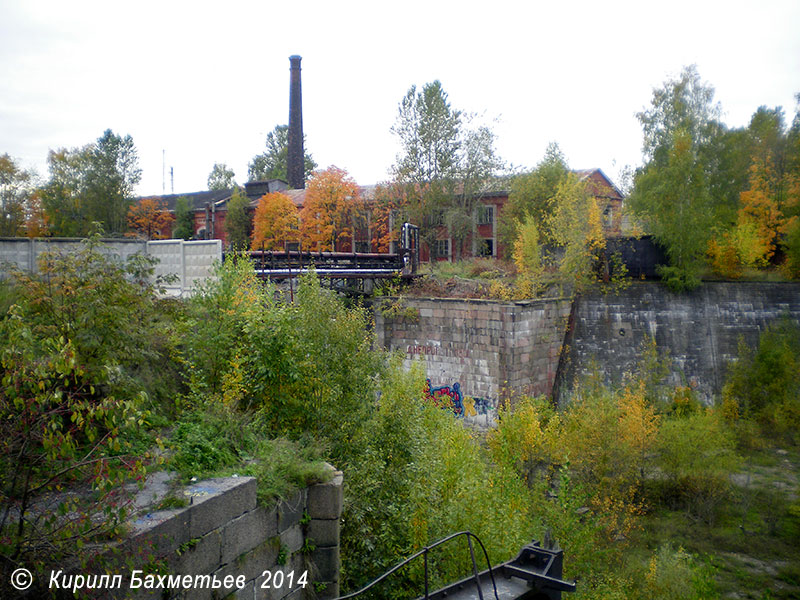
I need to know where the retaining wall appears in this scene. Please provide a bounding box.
[112,470,343,600]
[559,282,800,402]
[374,296,572,425]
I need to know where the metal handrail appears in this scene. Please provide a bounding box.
[337,531,500,600]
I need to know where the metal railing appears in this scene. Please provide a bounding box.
[337,531,500,600]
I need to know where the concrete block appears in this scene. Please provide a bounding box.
[186,477,258,539]
[278,489,307,531]
[308,518,339,548]
[129,507,191,561]
[307,473,343,520]
[280,523,304,554]
[257,558,309,600]
[224,578,255,600]
[310,544,339,583]
[217,535,281,585]
[176,528,221,580]
[222,505,279,564]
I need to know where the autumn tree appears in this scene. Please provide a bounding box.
[40,130,141,236]
[207,163,236,190]
[251,192,300,250]
[248,124,317,185]
[224,188,251,250]
[23,191,48,238]
[549,174,608,292]
[629,67,722,290]
[501,142,570,248]
[126,197,174,240]
[0,154,36,236]
[707,104,800,276]
[512,215,544,297]
[172,196,195,240]
[392,80,502,259]
[370,182,407,252]
[300,167,362,251]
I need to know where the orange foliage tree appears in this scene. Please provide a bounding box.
[251,192,300,250]
[126,197,174,240]
[737,153,785,264]
[370,182,412,252]
[24,191,49,238]
[300,167,364,251]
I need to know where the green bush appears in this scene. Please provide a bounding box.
[0,234,182,593]
[340,359,534,597]
[723,319,800,441]
[168,402,329,504]
[638,543,719,600]
[654,411,739,523]
[182,260,383,457]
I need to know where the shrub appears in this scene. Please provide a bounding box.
[0,307,148,595]
[639,543,719,600]
[654,410,739,523]
[722,319,800,441]
[340,360,533,597]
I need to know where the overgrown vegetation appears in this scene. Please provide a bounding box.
[0,233,173,595]
[1,242,798,599]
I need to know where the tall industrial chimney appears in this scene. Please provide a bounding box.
[287,55,304,189]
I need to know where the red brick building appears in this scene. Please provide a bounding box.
[148,168,623,259]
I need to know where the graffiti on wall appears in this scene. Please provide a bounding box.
[423,379,493,419]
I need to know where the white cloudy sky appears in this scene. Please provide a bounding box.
[1,0,799,196]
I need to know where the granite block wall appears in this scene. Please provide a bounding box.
[109,469,343,600]
[374,296,572,424]
[560,282,800,402]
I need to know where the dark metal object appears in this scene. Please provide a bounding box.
[242,223,421,282]
[288,55,305,190]
[336,537,576,600]
[337,531,500,600]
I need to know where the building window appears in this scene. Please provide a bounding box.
[435,239,450,259]
[603,206,613,228]
[285,241,300,252]
[477,205,494,225]
[478,239,494,257]
[426,210,445,227]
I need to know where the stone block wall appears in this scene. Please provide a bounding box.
[374,296,572,424]
[560,282,800,402]
[116,469,343,600]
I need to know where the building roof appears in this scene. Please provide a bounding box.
[142,189,235,212]
[573,168,624,200]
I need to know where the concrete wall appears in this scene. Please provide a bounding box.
[117,469,343,600]
[560,282,800,402]
[374,296,572,425]
[0,237,146,273]
[146,239,222,296]
[0,237,221,296]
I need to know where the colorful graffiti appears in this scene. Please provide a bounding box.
[423,379,493,419]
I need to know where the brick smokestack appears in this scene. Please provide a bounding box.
[287,55,304,189]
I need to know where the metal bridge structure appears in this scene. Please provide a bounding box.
[239,223,420,295]
[337,532,576,600]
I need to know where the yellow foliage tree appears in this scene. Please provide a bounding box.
[737,153,784,265]
[512,215,544,297]
[251,192,299,250]
[549,175,607,292]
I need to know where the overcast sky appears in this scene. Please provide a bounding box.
[1,0,799,196]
